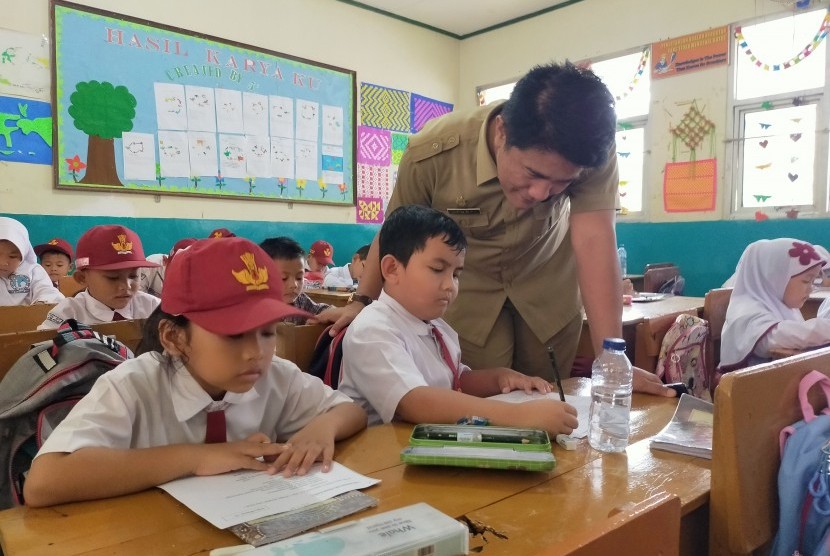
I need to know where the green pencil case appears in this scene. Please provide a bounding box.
[400,424,555,472]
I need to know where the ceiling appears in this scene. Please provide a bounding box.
[337,0,582,39]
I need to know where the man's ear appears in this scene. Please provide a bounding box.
[72,269,88,286]
[380,254,402,284]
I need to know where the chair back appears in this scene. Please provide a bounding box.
[538,492,681,556]
[703,287,732,373]
[0,304,56,334]
[643,266,680,293]
[275,322,328,372]
[709,348,830,555]
[633,310,698,373]
[644,262,676,271]
[58,275,84,297]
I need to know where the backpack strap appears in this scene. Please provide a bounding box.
[799,370,830,423]
[50,319,129,360]
[323,327,349,389]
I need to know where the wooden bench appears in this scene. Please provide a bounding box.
[709,347,830,555]
[633,310,699,373]
[0,304,56,334]
[703,287,732,373]
[275,322,327,372]
[538,492,681,556]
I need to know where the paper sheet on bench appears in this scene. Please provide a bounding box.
[487,392,591,438]
[158,462,379,529]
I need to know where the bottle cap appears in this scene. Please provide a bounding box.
[602,338,626,350]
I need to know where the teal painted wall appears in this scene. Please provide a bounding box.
[5,213,829,296]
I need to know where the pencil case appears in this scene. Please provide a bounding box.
[400,424,555,472]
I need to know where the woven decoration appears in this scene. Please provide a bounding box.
[672,103,715,152]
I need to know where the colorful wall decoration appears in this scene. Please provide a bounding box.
[0,28,50,100]
[52,1,356,205]
[356,82,452,223]
[0,94,52,165]
[664,101,717,213]
[651,26,729,79]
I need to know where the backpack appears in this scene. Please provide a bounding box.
[655,313,712,401]
[0,319,132,509]
[307,324,348,388]
[658,275,686,296]
[771,371,830,556]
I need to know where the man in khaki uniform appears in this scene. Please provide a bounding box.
[337,62,671,396]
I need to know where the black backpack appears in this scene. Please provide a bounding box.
[307,325,348,388]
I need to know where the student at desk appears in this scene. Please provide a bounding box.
[339,205,577,437]
[0,217,63,306]
[720,238,830,371]
[23,237,366,508]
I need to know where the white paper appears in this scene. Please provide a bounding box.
[184,85,216,132]
[0,28,51,100]
[121,132,156,181]
[219,134,248,178]
[159,462,379,529]
[295,139,318,181]
[321,144,344,185]
[295,99,319,141]
[322,105,343,146]
[187,131,218,177]
[216,88,244,134]
[243,92,269,136]
[487,391,592,439]
[270,136,294,179]
[246,135,271,177]
[157,130,191,178]
[269,95,294,138]
[154,83,187,130]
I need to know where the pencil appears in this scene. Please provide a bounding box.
[547,347,566,402]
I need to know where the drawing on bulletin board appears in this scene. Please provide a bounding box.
[51,1,356,206]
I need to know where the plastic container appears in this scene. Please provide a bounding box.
[617,245,628,277]
[588,338,633,453]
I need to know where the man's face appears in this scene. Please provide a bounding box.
[492,116,584,210]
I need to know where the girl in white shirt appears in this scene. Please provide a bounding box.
[0,217,63,306]
[720,238,830,371]
[24,237,366,507]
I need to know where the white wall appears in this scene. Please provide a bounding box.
[458,0,820,222]
[0,0,459,223]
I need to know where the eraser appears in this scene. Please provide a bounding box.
[556,434,578,450]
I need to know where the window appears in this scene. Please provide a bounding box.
[730,8,830,214]
[476,82,515,106]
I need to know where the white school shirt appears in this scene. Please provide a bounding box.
[38,290,160,329]
[322,264,355,288]
[0,260,64,306]
[139,254,166,297]
[38,352,353,455]
[339,290,469,426]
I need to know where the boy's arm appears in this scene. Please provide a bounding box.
[23,437,291,507]
[459,368,553,397]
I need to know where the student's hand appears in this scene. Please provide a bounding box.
[495,368,553,395]
[193,433,290,476]
[632,367,676,397]
[309,307,346,325]
[328,301,364,336]
[272,421,337,477]
[509,399,578,436]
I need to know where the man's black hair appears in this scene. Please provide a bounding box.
[501,61,616,168]
[354,244,371,261]
[258,236,304,260]
[379,205,466,266]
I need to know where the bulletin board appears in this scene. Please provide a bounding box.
[51,1,356,206]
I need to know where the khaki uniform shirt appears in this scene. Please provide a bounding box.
[386,102,618,346]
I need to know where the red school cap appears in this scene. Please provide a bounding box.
[161,237,310,335]
[169,237,198,258]
[33,238,74,262]
[308,240,334,265]
[74,225,160,271]
[209,228,236,239]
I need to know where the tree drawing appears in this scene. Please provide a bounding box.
[68,81,136,186]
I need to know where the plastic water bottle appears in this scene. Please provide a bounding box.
[617,245,628,277]
[588,338,633,453]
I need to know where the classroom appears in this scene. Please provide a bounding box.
[2,0,830,554]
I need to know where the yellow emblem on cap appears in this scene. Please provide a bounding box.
[232,252,269,291]
[48,239,58,245]
[112,234,133,254]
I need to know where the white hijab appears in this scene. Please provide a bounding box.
[720,238,826,368]
[0,217,36,265]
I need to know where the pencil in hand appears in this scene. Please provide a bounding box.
[547,347,566,402]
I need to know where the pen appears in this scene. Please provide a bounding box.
[424,432,531,444]
[547,347,566,402]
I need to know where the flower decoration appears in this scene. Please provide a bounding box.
[215,173,225,190]
[339,182,348,200]
[318,178,328,198]
[788,241,820,266]
[246,176,256,194]
[296,178,306,197]
[277,177,286,196]
[65,155,86,182]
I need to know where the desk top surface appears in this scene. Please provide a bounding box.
[0,379,710,556]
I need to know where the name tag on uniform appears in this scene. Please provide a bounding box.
[447,208,481,215]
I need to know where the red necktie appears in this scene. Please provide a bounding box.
[205,409,227,444]
[112,312,126,321]
[431,325,461,391]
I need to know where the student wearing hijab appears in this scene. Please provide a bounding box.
[0,217,64,306]
[720,238,830,371]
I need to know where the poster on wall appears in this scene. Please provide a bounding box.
[651,26,729,80]
[51,1,356,205]
[0,28,51,100]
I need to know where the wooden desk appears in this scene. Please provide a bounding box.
[802,287,830,319]
[578,295,705,361]
[0,304,55,334]
[0,380,710,556]
[304,288,353,307]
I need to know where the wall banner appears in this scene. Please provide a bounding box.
[651,26,729,80]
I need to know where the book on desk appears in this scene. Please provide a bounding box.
[650,393,713,459]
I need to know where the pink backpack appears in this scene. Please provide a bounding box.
[655,314,712,401]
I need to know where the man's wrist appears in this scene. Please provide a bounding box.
[349,293,374,306]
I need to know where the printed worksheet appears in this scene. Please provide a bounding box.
[322,105,343,146]
[121,132,156,181]
[321,144,344,185]
[154,83,187,130]
[216,88,244,134]
[269,95,294,138]
[246,134,271,177]
[243,92,268,136]
[488,391,592,438]
[184,85,216,132]
[295,139,318,181]
[270,136,294,179]
[187,131,218,177]
[295,99,319,142]
[218,133,247,178]
[157,129,190,177]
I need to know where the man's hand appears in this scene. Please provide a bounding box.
[632,367,676,397]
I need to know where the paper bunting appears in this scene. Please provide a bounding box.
[786,208,800,219]
[759,140,768,148]
[755,211,769,221]
[761,101,774,110]
[788,172,799,182]
[754,194,771,202]
[790,133,802,142]
[357,126,391,166]
[360,83,411,132]
[411,94,453,133]
[735,8,830,71]
[756,163,772,170]
[759,123,772,129]
[612,48,649,102]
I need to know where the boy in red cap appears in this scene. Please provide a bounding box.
[305,240,334,287]
[140,237,198,297]
[38,225,162,329]
[0,217,63,306]
[24,237,366,507]
[33,237,74,287]
[209,227,236,239]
